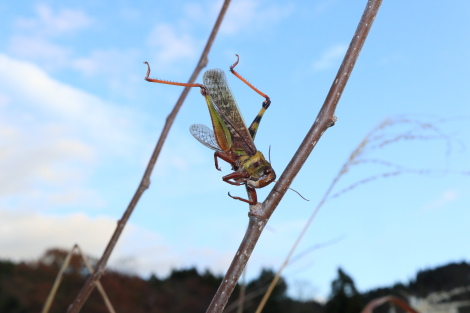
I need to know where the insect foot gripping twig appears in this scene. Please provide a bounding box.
[248,202,270,220]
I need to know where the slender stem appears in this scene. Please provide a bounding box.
[66,1,232,312]
[267,0,382,213]
[206,1,383,312]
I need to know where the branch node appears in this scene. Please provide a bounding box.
[142,177,151,190]
[248,203,269,220]
[329,116,338,128]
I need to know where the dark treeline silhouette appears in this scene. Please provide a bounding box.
[0,248,320,313]
[0,248,469,313]
[360,262,470,313]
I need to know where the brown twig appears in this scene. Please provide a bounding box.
[42,244,116,313]
[361,296,420,313]
[206,1,383,312]
[66,1,232,312]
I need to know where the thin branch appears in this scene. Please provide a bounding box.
[42,246,78,313]
[236,269,246,313]
[66,1,232,312]
[361,296,420,313]
[42,245,116,313]
[206,1,383,312]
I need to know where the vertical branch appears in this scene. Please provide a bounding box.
[66,1,232,312]
[206,1,383,312]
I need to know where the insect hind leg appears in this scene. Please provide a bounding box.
[247,98,270,140]
[229,54,271,140]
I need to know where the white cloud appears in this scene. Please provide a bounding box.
[0,208,235,277]
[70,48,142,97]
[71,48,139,77]
[0,210,116,262]
[0,125,93,196]
[15,4,92,37]
[182,2,206,23]
[8,35,71,69]
[8,4,92,72]
[0,209,180,276]
[0,54,136,148]
[220,0,293,35]
[312,44,347,71]
[143,0,293,68]
[146,23,198,66]
[0,54,141,209]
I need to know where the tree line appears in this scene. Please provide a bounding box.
[0,248,469,313]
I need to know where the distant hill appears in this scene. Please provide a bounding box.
[361,262,470,313]
[0,248,468,313]
[0,248,321,313]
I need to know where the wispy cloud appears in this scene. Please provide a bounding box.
[180,0,293,37]
[8,35,71,69]
[15,4,92,37]
[146,23,198,66]
[72,47,140,75]
[8,4,93,72]
[312,0,338,15]
[420,189,458,213]
[143,0,292,69]
[220,0,293,35]
[312,44,347,71]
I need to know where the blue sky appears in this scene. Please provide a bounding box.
[0,0,469,301]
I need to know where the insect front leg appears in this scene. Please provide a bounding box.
[228,187,258,205]
[222,171,250,186]
[214,151,238,171]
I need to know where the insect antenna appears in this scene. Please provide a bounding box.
[272,181,310,202]
[288,186,310,201]
[265,146,308,201]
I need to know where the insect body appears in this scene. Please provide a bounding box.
[144,56,275,205]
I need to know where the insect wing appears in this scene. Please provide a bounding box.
[203,69,257,156]
[190,124,221,151]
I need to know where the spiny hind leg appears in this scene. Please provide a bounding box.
[229,54,271,140]
[247,99,271,140]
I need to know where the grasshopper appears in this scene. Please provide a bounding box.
[145,55,275,205]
